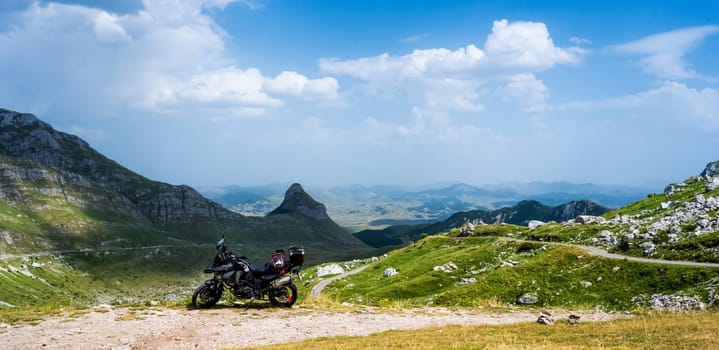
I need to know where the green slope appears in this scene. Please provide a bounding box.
[320,235,719,310]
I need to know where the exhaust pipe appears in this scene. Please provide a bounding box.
[270,276,292,288]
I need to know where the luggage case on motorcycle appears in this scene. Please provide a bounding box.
[288,246,305,268]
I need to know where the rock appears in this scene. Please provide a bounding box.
[575,215,606,224]
[568,314,581,325]
[700,161,719,179]
[650,294,707,311]
[536,310,554,325]
[580,281,593,288]
[706,177,719,191]
[316,264,344,277]
[660,201,680,209]
[638,242,655,254]
[612,266,621,273]
[597,230,617,245]
[370,256,379,262]
[528,220,546,229]
[383,268,398,277]
[622,234,635,242]
[459,223,476,236]
[454,277,477,286]
[433,262,458,272]
[517,293,539,305]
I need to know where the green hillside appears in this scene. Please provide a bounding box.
[521,172,719,262]
[319,234,719,311]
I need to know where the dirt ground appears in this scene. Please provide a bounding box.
[0,305,628,350]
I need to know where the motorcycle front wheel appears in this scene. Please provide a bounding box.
[192,283,223,308]
[269,283,298,307]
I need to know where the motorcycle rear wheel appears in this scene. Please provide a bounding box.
[192,283,223,308]
[269,283,298,307]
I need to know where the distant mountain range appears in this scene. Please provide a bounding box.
[199,181,650,229]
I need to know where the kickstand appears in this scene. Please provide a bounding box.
[245,297,255,310]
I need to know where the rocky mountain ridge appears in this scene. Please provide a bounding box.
[0,109,238,231]
[354,199,609,247]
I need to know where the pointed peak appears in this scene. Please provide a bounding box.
[268,183,330,220]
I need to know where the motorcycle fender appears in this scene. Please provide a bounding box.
[204,279,216,286]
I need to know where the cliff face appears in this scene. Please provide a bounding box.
[0,109,240,231]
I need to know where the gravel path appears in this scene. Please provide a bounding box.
[501,238,719,268]
[0,306,628,350]
[310,265,369,297]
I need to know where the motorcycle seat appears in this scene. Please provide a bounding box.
[249,264,269,274]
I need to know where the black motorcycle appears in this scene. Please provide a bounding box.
[192,236,305,308]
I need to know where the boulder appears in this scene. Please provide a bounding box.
[528,220,546,229]
[700,161,719,179]
[517,293,539,305]
[383,268,398,277]
[454,277,477,287]
[568,314,581,325]
[575,215,606,224]
[433,262,458,272]
[650,294,707,311]
[638,242,656,254]
[316,264,344,277]
[597,230,617,245]
[536,310,554,325]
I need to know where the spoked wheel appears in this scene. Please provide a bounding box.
[192,283,223,309]
[269,283,298,307]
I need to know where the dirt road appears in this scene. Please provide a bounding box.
[0,305,626,349]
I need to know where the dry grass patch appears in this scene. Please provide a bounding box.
[237,312,719,350]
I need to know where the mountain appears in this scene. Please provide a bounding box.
[269,183,331,220]
[353,199,609,247]
[0,108,367,257]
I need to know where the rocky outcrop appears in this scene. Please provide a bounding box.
[700,160,719,179]
[268,183,331,221]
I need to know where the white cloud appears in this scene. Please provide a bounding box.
[264,71,338,99]
[400,33,428,43]
[495,74,550,112]
[320,44,485,81]
[612,25,719,80]
[560,81,719,129]
[569,36,592,46]
[484,19,584,69]
[176,67,282,106]
[0,0,334,117]
[319,19,583,115]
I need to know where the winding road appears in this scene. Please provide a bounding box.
[503,238,719,268]
[310,265,369,298]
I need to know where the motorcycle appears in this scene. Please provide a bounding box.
[192,236,305,308]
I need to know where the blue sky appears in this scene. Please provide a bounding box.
[1,0,718,189]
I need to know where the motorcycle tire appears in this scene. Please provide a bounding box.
[269,283,298,307]
[192,283,223,309]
